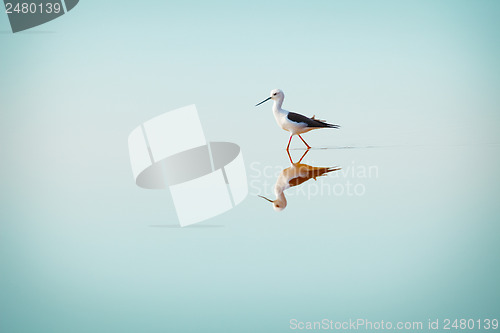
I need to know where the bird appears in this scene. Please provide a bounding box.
[258,150,341,211]
[255,89,340,150]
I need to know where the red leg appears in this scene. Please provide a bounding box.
[286,135,293,150]
[298,135,311,149]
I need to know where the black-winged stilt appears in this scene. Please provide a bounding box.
[255,89,340,150]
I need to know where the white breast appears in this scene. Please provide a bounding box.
[273,109,309,135]
[273,110,289,131]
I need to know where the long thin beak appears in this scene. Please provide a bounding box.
[258,195,274,203]
[255,96,271,106]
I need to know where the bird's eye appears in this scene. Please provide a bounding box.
[273,93,277,96]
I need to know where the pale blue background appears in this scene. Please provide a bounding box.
[1,1,499,332]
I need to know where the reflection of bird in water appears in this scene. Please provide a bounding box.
[255,89,340,150]
[259,150,341,211]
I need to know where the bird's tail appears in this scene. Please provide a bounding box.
[310,166,342,180]
[313,120,340,129]
[311,115,340,129]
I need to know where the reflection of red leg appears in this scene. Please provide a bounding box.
[287,149,293,164]
[286,135,293,150]
[298,135,311,149]
[298,149,310,163]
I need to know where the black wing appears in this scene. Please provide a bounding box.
[288,167,341,187]
[287,112,339,128]
[288,176,313,187]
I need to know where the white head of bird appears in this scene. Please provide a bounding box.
[255,88,284,107]
[258,194,287,212]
